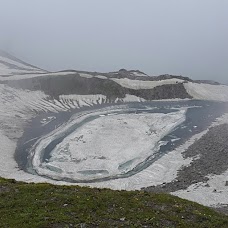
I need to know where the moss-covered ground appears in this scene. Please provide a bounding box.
[0,178,228,227]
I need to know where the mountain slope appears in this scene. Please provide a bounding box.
[0,50,47,76]
[0,52,228,213]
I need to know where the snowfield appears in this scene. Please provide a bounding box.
[0,55,38,71]
[131,71,148,77]
[184,82,228,102]
[0,55,46,76]
[111,78,184,89]
[173,170,228,207]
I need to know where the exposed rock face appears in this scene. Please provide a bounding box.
[5,73,192,100]
[151,74,193,82]
[128,83,191,100]
[195,80,221,85]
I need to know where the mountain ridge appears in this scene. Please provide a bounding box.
[0,51,228,214]
[0,50,222,85]
[0,50,47,76]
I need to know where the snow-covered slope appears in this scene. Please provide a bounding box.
[0,52,228,210]
[111,78,184,90]
[0,50,46,76]
[184,82,228,102]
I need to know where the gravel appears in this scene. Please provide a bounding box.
[144,124,228,193]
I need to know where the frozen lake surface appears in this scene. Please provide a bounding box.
[16,100,226,185]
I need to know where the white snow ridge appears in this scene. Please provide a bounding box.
[0,52,46,76]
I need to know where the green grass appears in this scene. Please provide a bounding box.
[0,178,228,227]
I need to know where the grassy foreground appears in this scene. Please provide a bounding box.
[0,178,228,227]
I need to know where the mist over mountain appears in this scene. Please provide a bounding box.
[0,1,227,84]
[0,1,228,223]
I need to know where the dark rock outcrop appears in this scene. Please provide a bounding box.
[6,73,192,101]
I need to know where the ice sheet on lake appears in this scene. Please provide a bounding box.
[31,107,186,182]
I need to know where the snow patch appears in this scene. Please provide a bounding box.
[184,82,228,102]
[131,71,148,77]
[94,75,107,79]
[59,94,107,108]
[111,78,184,89]
[173,170,228,207]
[0,55,45,76]
[115,94,146,103]
[0,55,41,71]
[0,71,76,81]
[79,73,93,78]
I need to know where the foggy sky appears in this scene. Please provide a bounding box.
[0,0,227,83]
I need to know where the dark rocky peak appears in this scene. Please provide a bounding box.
[194,80,220,85]
[106,69,148,79]
[155,74,193,82]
